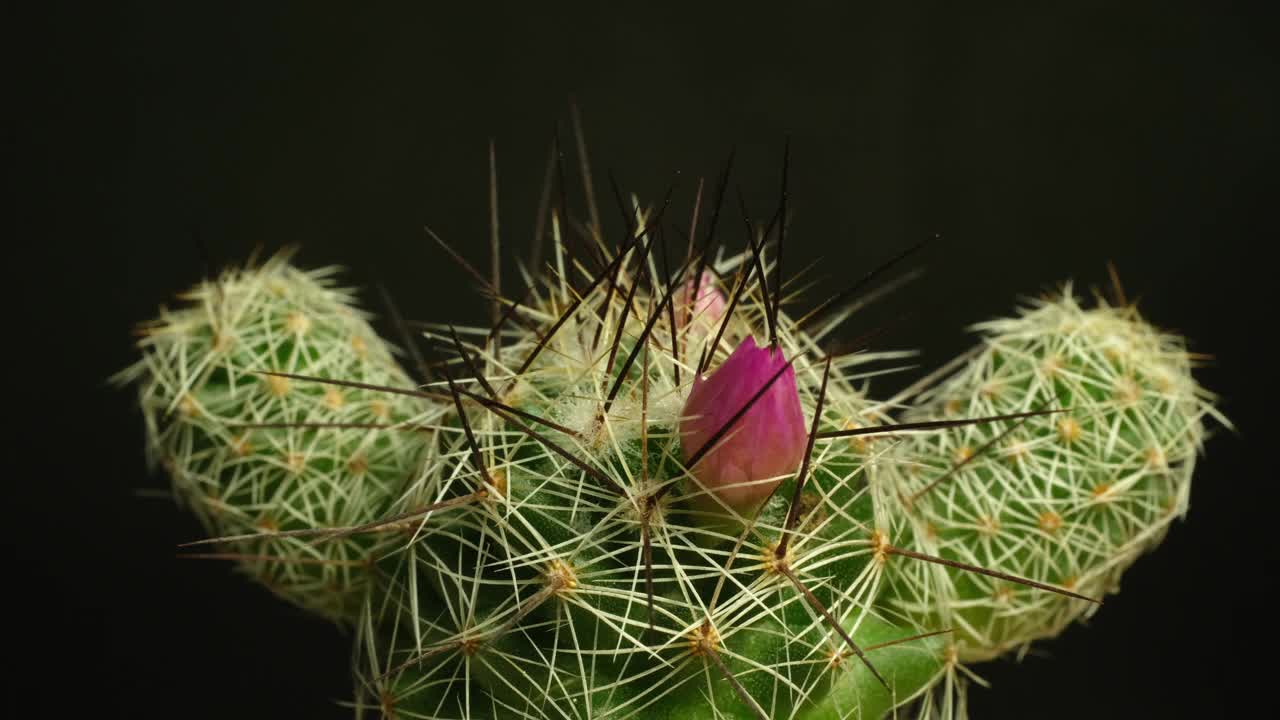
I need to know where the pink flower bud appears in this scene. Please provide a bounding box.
[680,336,807,513]
[676,270,727,331]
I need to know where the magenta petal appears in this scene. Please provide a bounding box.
[680,337,807,512]
[676,270,727,330]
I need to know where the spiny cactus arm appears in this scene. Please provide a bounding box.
[878,286,1223,713]
[117,252,435,621]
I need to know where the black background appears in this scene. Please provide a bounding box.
[9,2,1274,718]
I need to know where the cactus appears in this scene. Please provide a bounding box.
[342,235,968,719]
[876,288,1224,707]
[115,251,431,620]
[120,156,1223,719]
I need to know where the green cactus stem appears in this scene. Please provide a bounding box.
[880,285,1225,675]
[115,251,433,620]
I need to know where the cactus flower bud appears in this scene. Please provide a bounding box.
[676,270,728,331]
[680,336,807,512]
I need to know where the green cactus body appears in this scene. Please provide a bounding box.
[339,247,954,719]
[115,252,432,619]
[881,288,1221,665]
[123,200,1222,717]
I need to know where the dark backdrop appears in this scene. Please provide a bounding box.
[10,2,1273,718]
